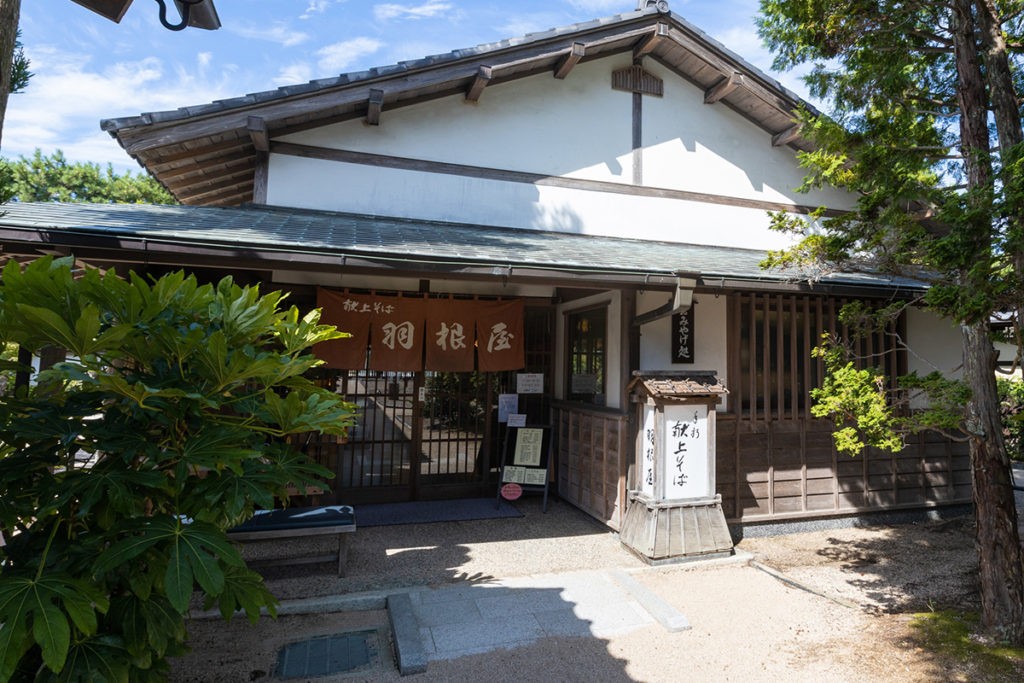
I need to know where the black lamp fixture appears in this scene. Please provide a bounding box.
[72,0,221,31]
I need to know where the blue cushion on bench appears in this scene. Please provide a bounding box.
[229,505,355,533]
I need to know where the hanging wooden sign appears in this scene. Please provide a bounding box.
[671,307,695,364]
[316,289,526,372]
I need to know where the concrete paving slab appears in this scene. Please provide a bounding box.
[426,613,546,659]
[386,593,426,675]
[538,606,603,637]
[411,597,482,627]
[401,568,665,664]
[571,598,654,637]
[473,588,575,618]
[413,582,509,605]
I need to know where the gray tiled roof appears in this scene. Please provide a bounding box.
[0,202,923,291]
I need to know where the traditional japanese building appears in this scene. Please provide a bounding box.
[0,2,970,530]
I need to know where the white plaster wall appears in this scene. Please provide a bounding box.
[555,291,622,409]
[640,60,852,210]
[636,290,729,411]
[995,339,1019,372]
[280,57,633,183]
[906,307,963,378]
[269,54,855,250]
[268,155,820,250]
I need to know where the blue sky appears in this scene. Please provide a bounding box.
[7,0,802,173]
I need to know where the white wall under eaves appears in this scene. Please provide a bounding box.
[270,54,854,251]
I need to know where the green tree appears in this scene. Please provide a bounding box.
[0,257,356,680]
[1,149,175,204]
[759,0,1024,643]
[10,30,29,94]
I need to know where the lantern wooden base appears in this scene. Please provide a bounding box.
[620,494,733,562]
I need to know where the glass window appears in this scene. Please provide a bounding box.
[566,307,606,405]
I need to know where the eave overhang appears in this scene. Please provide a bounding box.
[100,7,817,207]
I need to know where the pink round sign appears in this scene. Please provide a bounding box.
[500,483,523,501]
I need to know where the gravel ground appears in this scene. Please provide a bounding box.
[171,497,1024,682]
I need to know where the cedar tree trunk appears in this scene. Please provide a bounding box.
[0,0,21,149]
[963,321,1024,644]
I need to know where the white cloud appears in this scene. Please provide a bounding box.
[568,0,634,13]
[374,2,453,21]
[300,1,335,19]
[231,23,310,48]
[316,37,385,73]
[274,62,314,87]
[3,46,245,171]
[497,15,564,38]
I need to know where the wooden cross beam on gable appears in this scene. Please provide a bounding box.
[611,63,664,186]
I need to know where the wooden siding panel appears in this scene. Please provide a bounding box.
[554,405,627,530]
[721,418,970,523]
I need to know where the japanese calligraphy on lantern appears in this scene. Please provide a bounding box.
[661,403,710,499]
[641,405,656,497]
[671,307,695,364]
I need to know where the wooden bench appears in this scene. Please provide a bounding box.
[227,505,356,576]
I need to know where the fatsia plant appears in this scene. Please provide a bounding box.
[0,257,355,681]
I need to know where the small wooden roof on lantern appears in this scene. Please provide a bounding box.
[628,371,728,406]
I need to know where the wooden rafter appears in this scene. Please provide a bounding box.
[247,116,270,152]
[633,22,669,60]
[771,124,802,147]
[704,72,743,104]
[148,137,246,166]
[554,42,586,79]
[193,186,253,206]
[465,66,492,102]
[172,171,254,200]
[366,89,384,126]
[158,153,257,181]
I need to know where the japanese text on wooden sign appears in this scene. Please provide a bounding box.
[315,289,525,372]
[671,307,694,364]
[662,403,710,499]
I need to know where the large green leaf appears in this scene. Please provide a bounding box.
[162,544,194,614]
[0,574,101,677]
[58,635,131,683]
[93,521,169,575]
[33,604,71,673]
[208,565,278,624]
[0,618,31,682]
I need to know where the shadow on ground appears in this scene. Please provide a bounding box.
[250,496,640,600]
[172,497,638,681]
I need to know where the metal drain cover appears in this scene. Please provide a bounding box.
[276,630,379,679]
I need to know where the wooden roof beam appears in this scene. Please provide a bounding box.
[633,22,669,61]
[554,42,586,79]
[465,66,492,102]
[146,137,246,167]
[704,72,743,104]
[188,184,253,206]
[169,169,253,198]
[246,116,270,152]
[366,89,384,126]
[157,152,258,181]
[771,124,802,147]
